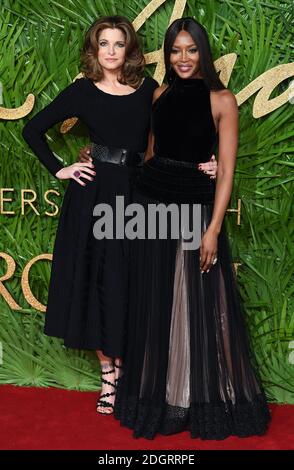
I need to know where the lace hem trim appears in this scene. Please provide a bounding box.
[114,392,271,440]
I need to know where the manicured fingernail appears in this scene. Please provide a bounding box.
[87,151,90,154]
[201,270,204,273]
[207,269,210,273]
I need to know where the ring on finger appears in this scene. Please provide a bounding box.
[74,170,81,178]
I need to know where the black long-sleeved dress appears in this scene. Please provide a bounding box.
[23,76,158,356]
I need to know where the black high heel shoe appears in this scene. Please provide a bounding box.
[96,365,116,415]
[114,361,123,387]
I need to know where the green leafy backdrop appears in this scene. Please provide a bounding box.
[0,0,293,402]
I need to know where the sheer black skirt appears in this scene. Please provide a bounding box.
[114,158,271,440]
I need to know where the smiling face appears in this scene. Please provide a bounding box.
[170,30,202,79]
[97,27,126,72]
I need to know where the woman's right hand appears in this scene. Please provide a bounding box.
[78,144,93,163]
[198,154,217,179]
[55,162,96,186]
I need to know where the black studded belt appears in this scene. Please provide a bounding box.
[91,143,145,167]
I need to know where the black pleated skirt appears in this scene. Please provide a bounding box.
[114,157,271,439]
[44,160,133,357]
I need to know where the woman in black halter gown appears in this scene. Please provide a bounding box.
[114,18,271,440]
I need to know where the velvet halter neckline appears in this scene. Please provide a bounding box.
[173,75,207,91]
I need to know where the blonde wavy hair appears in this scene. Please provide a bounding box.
[81,16,145,88]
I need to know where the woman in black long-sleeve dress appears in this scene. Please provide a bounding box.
[114,18,271,439]
[22,16,159,414]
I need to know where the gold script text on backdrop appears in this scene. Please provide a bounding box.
[0,0,293,123]
[0,199,241,312]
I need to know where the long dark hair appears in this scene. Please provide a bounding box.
[81,16,145,88]
[164,17,225,91]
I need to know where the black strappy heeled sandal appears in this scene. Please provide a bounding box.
[96,365,116,415]
[114,361,123,387]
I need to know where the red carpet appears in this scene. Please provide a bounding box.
[0,385,293,450]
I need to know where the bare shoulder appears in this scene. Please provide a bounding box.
[153,84,169,104]
[214,88,237,109]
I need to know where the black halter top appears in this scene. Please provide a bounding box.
[134,76,219,204]
[152,75,218,163]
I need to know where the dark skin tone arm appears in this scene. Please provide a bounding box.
[200,89,239,272]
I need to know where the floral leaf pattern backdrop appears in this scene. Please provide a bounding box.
[0,0,293,402]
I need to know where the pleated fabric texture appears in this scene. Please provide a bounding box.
[44,161,133,357]
[114,75,270,440]
[114,191,271,439]
[131,155,217,204]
